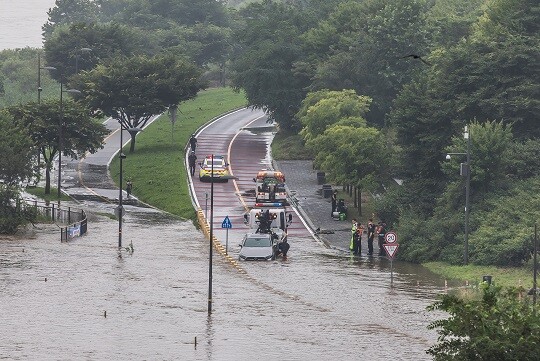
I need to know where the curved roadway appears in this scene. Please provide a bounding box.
[188,108,311,252]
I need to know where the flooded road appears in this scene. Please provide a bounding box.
[1,211,443,360]
[1,109,448,360]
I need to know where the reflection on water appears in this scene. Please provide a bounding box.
[0,207,446,360]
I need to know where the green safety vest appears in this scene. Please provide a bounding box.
[349,224,357,250]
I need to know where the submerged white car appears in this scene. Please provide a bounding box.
[238,233,276,261]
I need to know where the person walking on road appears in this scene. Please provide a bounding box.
[367,218,376,255]
[331,190,337,217]
[189,134,197,151]
[126,179,133,198]
[377,219,387,256]
[188,151,197,176]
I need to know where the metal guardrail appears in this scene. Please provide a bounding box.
[23,200,87,242]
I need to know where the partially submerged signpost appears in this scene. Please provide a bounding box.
[222,215,232,255]
[383,231,399,287]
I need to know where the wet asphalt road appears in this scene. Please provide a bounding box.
[0,109,448,360]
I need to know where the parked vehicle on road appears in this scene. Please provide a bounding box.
[199,155,230,182]
[243,207,292,245]
[238,232,277,261]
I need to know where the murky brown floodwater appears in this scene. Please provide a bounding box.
[0,198,449,361]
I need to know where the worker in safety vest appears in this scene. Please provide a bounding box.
[349,219,358,253]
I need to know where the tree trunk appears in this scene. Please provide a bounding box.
[129,131,137,153]
[353,186,357,208]
[45,164,51,194]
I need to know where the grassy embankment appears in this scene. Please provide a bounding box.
[109,87,247,224]
[25,187,72,202]
[424,262,534,289]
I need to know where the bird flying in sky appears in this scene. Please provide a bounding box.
[400,54,431,66]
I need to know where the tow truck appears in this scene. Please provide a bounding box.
[254,170,288,205]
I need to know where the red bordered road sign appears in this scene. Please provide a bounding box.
[383,243,399,259]
[385,231,397,244]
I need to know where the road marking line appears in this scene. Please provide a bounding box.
[227,115,267,212]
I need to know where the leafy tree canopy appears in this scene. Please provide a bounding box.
[298,89,371,141]
[44,22,146,82]
[42,0,101,39]
[230,0,314,130]
[6,100,108,194]
[0,111,35,186]
[76,54,206,152]
[428,285,540,360]
[306,125,389,190]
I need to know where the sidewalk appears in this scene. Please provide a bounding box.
[275,160,360,252]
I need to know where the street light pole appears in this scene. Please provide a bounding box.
[38,53,42,104]
[118,122,125,248]
[57,82,81,198]
[445,125,472,265]
[37,55,57,103]
[464,125,471,264]
[208,154,214,314]
[58,82,64,199]
[37,55,56,170]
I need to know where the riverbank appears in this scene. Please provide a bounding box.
[424,261,534,289]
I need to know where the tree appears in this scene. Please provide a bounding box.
[0,113,38,235]
[42,0,101,39]
[443,121,513,196]
[44,22,145,82]
[76,54,206,152]
[306,125,389,193]
[297,89,371,141]
[110,0,229,28]
[427,285,540,360]
[301,0,431,127]
[6,100,108,194]
[229,0,313,131]
[424,0,484,48]
[0,111,35,186]
[390,73,456,214]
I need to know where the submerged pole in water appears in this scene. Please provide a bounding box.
[534,223,537,306]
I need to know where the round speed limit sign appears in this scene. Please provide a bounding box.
[385,231,397,244]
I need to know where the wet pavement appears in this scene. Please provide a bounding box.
[0,109,450,360]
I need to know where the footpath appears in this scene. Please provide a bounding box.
[276,160,360,252]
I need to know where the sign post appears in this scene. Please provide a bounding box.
[221,216,232,255]
[384,231,399,287]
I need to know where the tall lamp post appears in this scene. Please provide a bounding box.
[58,82,81,198]
[117,124,142,248]
[118,122,126,248]
[446,125,471,264]
[206,155,237,314]
[208,155,215,314]
[37,55,56,170]
[37,54,56,103]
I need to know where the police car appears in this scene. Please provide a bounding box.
[199,155,230,182]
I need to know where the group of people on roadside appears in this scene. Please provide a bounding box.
[188,134,198,176]
[349,218,387,256]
